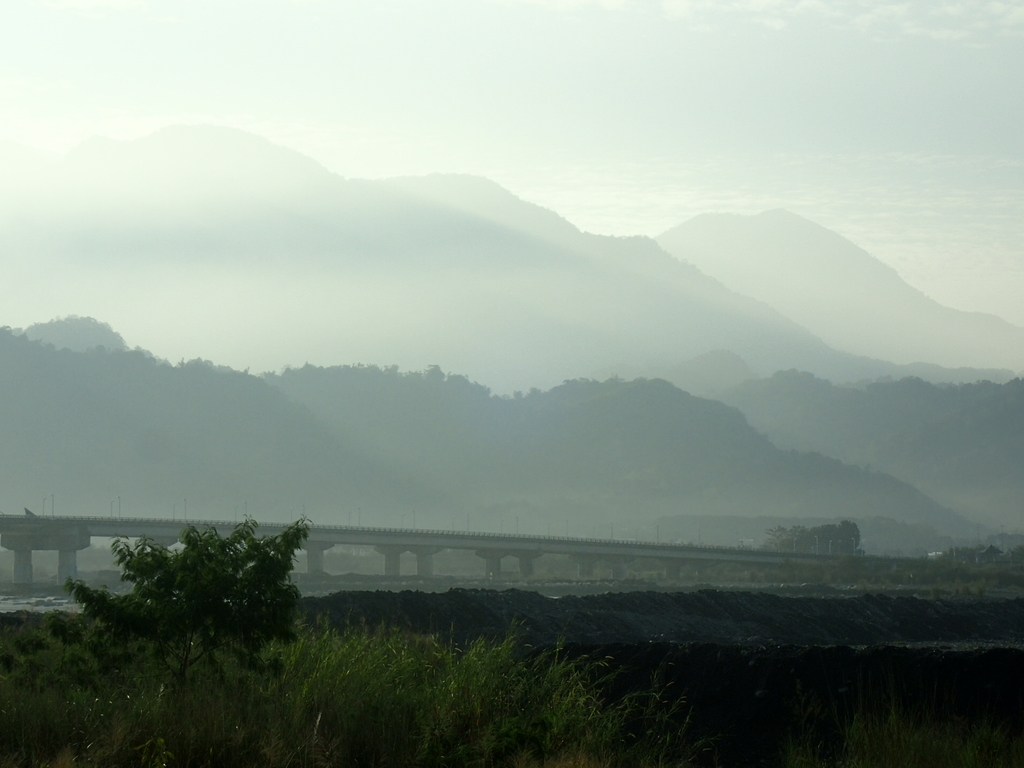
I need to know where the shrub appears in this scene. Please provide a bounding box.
[67,519,308,679]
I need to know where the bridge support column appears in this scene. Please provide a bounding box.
[476,551,505,578]
[3,525,91,585]
[376,546,406,577]
[573,556,597,580]
[663,561,682,581]
[13,550,32,585]
[305,541,333,574]
[608,560,628,580]
[57,550,78,582]
[410,547,443,577]
[515,553,540,578]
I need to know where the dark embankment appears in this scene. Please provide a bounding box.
[303,589,1024,767]
[558,642,1024,767]
[301,588,1024,647]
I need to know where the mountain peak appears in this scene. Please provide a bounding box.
[24,315,128,353]
[657,211,1024,371]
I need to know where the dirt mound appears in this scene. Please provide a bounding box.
[301,588,1024,647]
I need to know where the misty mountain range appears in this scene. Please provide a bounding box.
[0,326,970,555]
[658,211,1024,373]
[1,125,1019,392]
[2,125,1022,553]
[721,371,1024,531]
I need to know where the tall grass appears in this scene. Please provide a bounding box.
[785,703,1024,768]
[0,617,693,768]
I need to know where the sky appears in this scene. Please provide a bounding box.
[1,0,1023,322]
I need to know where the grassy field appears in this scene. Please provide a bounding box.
[1,612,1023,767]
[784,705,1024,768]
[0,614,693,768]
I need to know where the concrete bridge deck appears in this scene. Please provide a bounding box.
[0,513,843,584]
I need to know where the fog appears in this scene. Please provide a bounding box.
[2,0,1022,322]
[1,0,1022,551]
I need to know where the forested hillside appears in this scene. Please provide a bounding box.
[721,371,1024,527]
[0,330,965,545]
[265,364,965,534]
[0,329,407,521]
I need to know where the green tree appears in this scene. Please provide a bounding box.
[67,519,308,679]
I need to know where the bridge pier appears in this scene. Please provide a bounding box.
[13,550,32,585]
[376,546,406,577]
[573,555,597,579]
[410,546,442,577]
[663,561,682,581]
[608,559,628,580]
[304,541,334,574]
[58,550,78,581]
[3,525,92,585]
[513,552,540,578]
[476,551,504,578]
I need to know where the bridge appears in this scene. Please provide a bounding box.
[0,513,834,584]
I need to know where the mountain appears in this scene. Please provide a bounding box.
[720,371,1024,529]
[590,350,758,398]
[265,363,969,539]
[0,328,406,522]
[0,125,987,392]
[657,210,1024,374]
[0,328,968,547]
[22,316,129,353]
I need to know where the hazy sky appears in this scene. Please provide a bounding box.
[2,0,1023,321]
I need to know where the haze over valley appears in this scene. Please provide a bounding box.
[1,128,1022,554]
[2,0,1022,561]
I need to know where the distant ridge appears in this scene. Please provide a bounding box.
[0,125,1010,389]
[23,315,129,353]
[657,210,1024,373]
[0,329,970,548]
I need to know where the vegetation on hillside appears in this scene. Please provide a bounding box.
[722,371,1024,526]
[266,363,958,530]
[0,329,960,540]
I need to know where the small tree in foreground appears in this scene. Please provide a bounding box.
[67,518,309,679]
